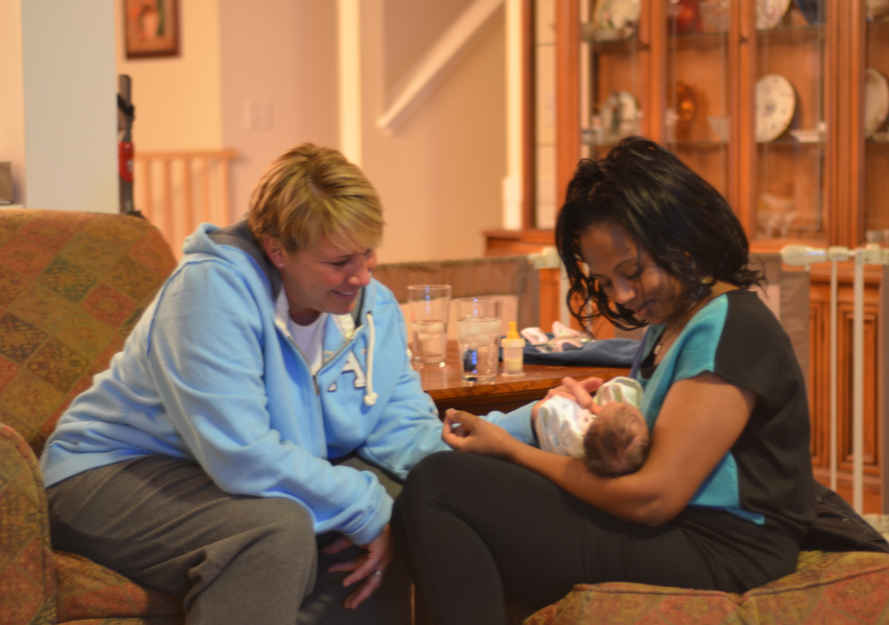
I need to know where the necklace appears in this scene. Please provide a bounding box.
[652,329,671,356]
[652,306,696,356]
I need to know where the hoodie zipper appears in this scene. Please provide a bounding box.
[282,325,363,396]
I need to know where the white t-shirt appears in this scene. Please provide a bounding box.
[275,290,327,374]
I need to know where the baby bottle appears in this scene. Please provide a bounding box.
[501,321,526,375]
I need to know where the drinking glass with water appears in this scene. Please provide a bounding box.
[454,297,502,384]
[407,285,452,366]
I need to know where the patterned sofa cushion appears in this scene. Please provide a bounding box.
[524,550,889,625]
[0,209,177,456]
[54,552,181,623]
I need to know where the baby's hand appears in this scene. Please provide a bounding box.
[531,376,603,424]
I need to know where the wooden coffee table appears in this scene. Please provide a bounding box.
[418,341,630,415]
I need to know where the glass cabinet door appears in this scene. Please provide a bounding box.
[753,1,827,244]
[664,0,731,201]
[865,8,889,244]
[579,0,644,160]
[534,0,558,229]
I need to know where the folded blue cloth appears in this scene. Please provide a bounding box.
[521,338,640,367]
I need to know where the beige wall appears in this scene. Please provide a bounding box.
[219,0,340,221]
[114,0,223,151]
[106,0,507,262]
[365,0,506,263]
[382,0,475,97]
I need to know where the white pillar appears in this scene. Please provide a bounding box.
[20,1,118,213]
[0,0,25,206]
[338,0,363,167]
[502,0,523,230]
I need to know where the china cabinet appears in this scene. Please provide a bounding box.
[484,0,889,511]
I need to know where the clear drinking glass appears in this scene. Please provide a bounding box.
[455,298,502,384]
[407,285,452,366]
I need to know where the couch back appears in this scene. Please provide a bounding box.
[0,209,177,455]
[373,255,540,333]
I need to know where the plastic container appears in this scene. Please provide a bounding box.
[501,321,526,376]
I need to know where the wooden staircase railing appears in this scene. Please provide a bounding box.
[134,149,237,257]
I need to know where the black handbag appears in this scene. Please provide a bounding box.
[799,481,889,554]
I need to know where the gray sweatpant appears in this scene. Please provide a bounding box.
[46,454,411,625]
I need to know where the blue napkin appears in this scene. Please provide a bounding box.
[520,337,640,367]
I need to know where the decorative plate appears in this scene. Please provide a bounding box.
[594,0,642,33]
[793,0,822,25]
[755,74,796,142]
[865,68,889,138]
[756,0,791,29]
[600,91,640,143]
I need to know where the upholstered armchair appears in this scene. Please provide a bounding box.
[0,209,183,624]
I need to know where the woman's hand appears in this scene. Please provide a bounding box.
[442,409,520,459]
[324,524,393,609]
[531,376,604,425]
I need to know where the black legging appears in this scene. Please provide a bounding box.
[394,451,798,625]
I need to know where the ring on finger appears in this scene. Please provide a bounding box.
[373,569,384,576]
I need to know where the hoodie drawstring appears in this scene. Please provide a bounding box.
[363,311,378,406]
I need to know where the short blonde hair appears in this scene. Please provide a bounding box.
[247,143,384,252]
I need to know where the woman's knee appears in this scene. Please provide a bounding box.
[200,497,318,588]
[404,450,481,490]
[233,496,315,545]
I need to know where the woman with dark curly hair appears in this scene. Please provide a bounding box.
[395,136,816,624]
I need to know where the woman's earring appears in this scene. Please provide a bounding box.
[278,263,284,268]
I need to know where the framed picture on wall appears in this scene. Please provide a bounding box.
[124,0,180,59]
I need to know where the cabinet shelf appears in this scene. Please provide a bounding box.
[756,23,824,46]
[579,139,729,152]
[666,31,729,52]
[757,139,826,150]
[580,29,643,53]
[868,21,889,36]
[665,140,729,150]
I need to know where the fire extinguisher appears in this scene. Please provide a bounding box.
[118,75,138,216]
[118,140,134,185]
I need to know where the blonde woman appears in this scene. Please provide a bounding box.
[41,144,536,624]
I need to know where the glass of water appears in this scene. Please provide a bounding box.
[455,298,502,384]
[407,285,452,366]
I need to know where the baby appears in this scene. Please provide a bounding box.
[534,377,650,477]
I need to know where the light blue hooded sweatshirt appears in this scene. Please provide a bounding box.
[41,221,535,545]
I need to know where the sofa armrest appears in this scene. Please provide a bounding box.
[0,423,57,623]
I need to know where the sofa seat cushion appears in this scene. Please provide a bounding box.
[524,551,889,625]
[54,551,182,623]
